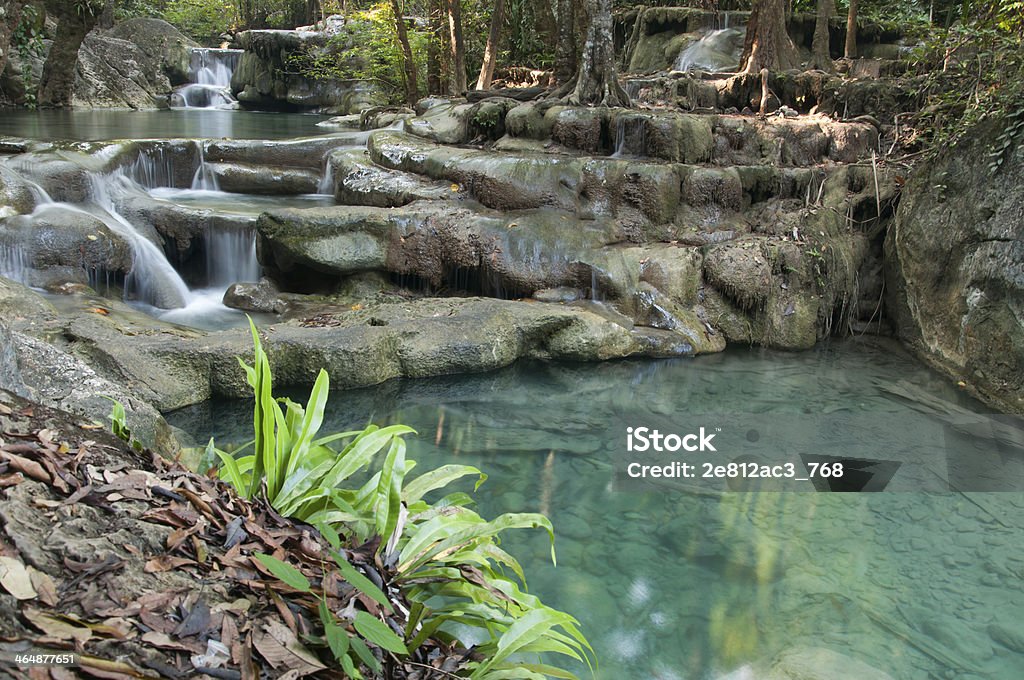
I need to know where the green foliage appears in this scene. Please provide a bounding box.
[162,0,236,42]
[105,398,144,453]
[11,4,44,109]
[114,0,165,21]
[213,318,593,679]
[287,5,431,105]
[505,0,553,68]
[908,8,1024,155]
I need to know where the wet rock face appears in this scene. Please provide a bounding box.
[75,19,197,109]
[231,29,381,113]
[0,279,177,457]
[886,121,1024,413]
[0,205,133,291]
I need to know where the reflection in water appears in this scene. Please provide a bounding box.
[169,338,1024,679]
[0,109,330,141]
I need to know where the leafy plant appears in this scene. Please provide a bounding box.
[11,4,45,109]
[104,397,143,453]
[212,318,594,679]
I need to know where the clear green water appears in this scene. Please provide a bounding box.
[169,337,1024,680]
[0,109,330,141]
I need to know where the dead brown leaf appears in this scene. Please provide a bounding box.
[143,555,196,573]
[253,620,326,676]
[0,555,38,600]
[23,608,92,646]
[27,566,58,606]
[0,451,50,483]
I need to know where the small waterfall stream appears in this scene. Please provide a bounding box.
[0,142,263,320]
[191,143,221,191]
[674,17,745,72]
[173,48,243,109]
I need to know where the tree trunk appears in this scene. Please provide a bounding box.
[475,0,505,90]
[447,0,466,93]
[739,0,799,74]
[427,0,442,94]
[568,0,628,107]
[811,0,834,71]
[38,0,104,109]
[532,0,556,53]
[553,0,575,85]
[0,0,25,78]
[390,0,419,106]
[844,0,858,59]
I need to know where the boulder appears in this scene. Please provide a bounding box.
[886,119,1024,413]
[0,204,133,291]
[0,278,177,457]
[327,148,451,207]
[223,278,290,314]
[0,165,37,215]
[73,19,198,109]
[231,28,381,113]
[105,18,196,87]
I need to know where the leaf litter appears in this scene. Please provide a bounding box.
[0,389,461,679]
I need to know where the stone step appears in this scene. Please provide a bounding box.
[325,148,453,208]
[498,104,878,165]
[622,70,918,122]
[365,129,886,229]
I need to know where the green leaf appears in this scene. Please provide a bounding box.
[320,425,416,489]
[349,635,380,673]
[213,442,248,497]
[403,464,487,504]
[354,611,407,655]
[253,554,310,593]
[472,609,574,678]
[340,652,362,679]
[319,600,350,662]
[331,551,392,613]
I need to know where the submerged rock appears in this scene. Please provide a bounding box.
[766,646,896,680]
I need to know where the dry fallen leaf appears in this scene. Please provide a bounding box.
[27,567,57,606]
[254,620,326,676]
[23,608,91,645]
[0,556,38,600]
[144,555,197,573]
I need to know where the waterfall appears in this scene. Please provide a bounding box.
[611,118,627,158]
[86,175,192,309]
[610,117,644,158]
[205,226,260,287]
[172,48,242,109]
[674,24,745,72]
[191,143,220,191]
[0,244,29,284]
[318,157,335,195]
[124,145,181,189]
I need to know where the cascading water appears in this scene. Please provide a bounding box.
[172,48,242,109]
[205,226,260,287]
[85,175,192,309]
[191,143,220,191]
[318,157,335,195]
[674,19,745,72]
[0,244,29,284]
